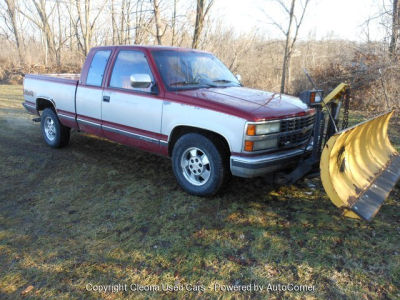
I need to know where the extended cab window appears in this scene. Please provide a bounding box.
[86,50,111,86]
[109,50,154,92]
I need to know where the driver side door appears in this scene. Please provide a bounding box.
[101,49,164,153]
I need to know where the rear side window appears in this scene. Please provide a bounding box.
[86,50,111,86]
[109,50,154,92]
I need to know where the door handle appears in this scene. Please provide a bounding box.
[103,96,110,102]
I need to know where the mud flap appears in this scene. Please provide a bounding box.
[320,111,400,221]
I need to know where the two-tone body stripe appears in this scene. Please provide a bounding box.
[76,116,168,145]
[59,111,168,146]
[58,113,75,121]
[160,140,168,146]
[102,124,160,144]
[77,117,101,128]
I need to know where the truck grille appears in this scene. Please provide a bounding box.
[280,114,315,132]
[278,114,315,148]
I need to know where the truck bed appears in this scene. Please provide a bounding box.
[45,73,80,80]
[24,73,80,120]
[25,73,80,85]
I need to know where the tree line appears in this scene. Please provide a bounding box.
[0,0,214,65]
[0,0,399,104]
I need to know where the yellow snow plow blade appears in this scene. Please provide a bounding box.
[320,111,400,221]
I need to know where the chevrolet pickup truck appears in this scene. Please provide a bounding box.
[23,45,315,196]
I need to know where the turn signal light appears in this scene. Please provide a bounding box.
[246,124,256,136]
[310,92,316,104]
[244,140,254,151]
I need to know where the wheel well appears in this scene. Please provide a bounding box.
[36,98,55,112]
[168,126,231,158]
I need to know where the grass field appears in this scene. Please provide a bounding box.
[0,84,399,299]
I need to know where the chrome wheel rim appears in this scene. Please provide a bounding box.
[181,147,211,186]
[44,116,56,141]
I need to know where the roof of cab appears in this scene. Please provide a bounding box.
[90,45,211,54]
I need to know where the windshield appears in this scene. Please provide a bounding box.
[151,50,240,90]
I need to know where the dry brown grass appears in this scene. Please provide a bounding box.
[0,85,399,299]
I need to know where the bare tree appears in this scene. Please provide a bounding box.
[150,0,166,45]
[123,0,132,44]
[263,0,310,93]
[120,0,126,43]
[56,0,64,64]
[73,0,107,56]
[171,0,177,45]
[2,0,24,63]
[109,0,131,44]
[116,0,127,44]
[192,0,214,49]
[132,0,152,44]
[389,0,400,58]
[19,0,60,64]
[111,0,117,44]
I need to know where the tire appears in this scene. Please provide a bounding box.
[40,108,70,148]
[172,133,228,196]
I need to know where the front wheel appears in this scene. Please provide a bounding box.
[40,108,70,148]
[171,133,228,196]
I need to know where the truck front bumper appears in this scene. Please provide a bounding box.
[230,144,313,178]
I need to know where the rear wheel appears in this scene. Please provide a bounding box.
[40,108,70,148]
[172,133,228,196]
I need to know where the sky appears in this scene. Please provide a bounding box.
[212,0,387,41]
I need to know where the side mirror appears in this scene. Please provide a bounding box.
[236,74,242,82]
[130,74,152,88]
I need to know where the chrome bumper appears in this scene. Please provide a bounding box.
[230,144,313,178]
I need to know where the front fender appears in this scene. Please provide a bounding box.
[162,101,247,153]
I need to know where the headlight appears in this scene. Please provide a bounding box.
[253,138,278,151]
[246,121,281,136]
[244,121,281,152]
[244,137,278,152]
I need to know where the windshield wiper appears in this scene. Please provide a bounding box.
[169,81,217,88]
[213,79,232,83]
[213,79,240,86]
[169,81,200,86]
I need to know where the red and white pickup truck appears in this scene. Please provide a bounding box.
[23,45,315,195]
